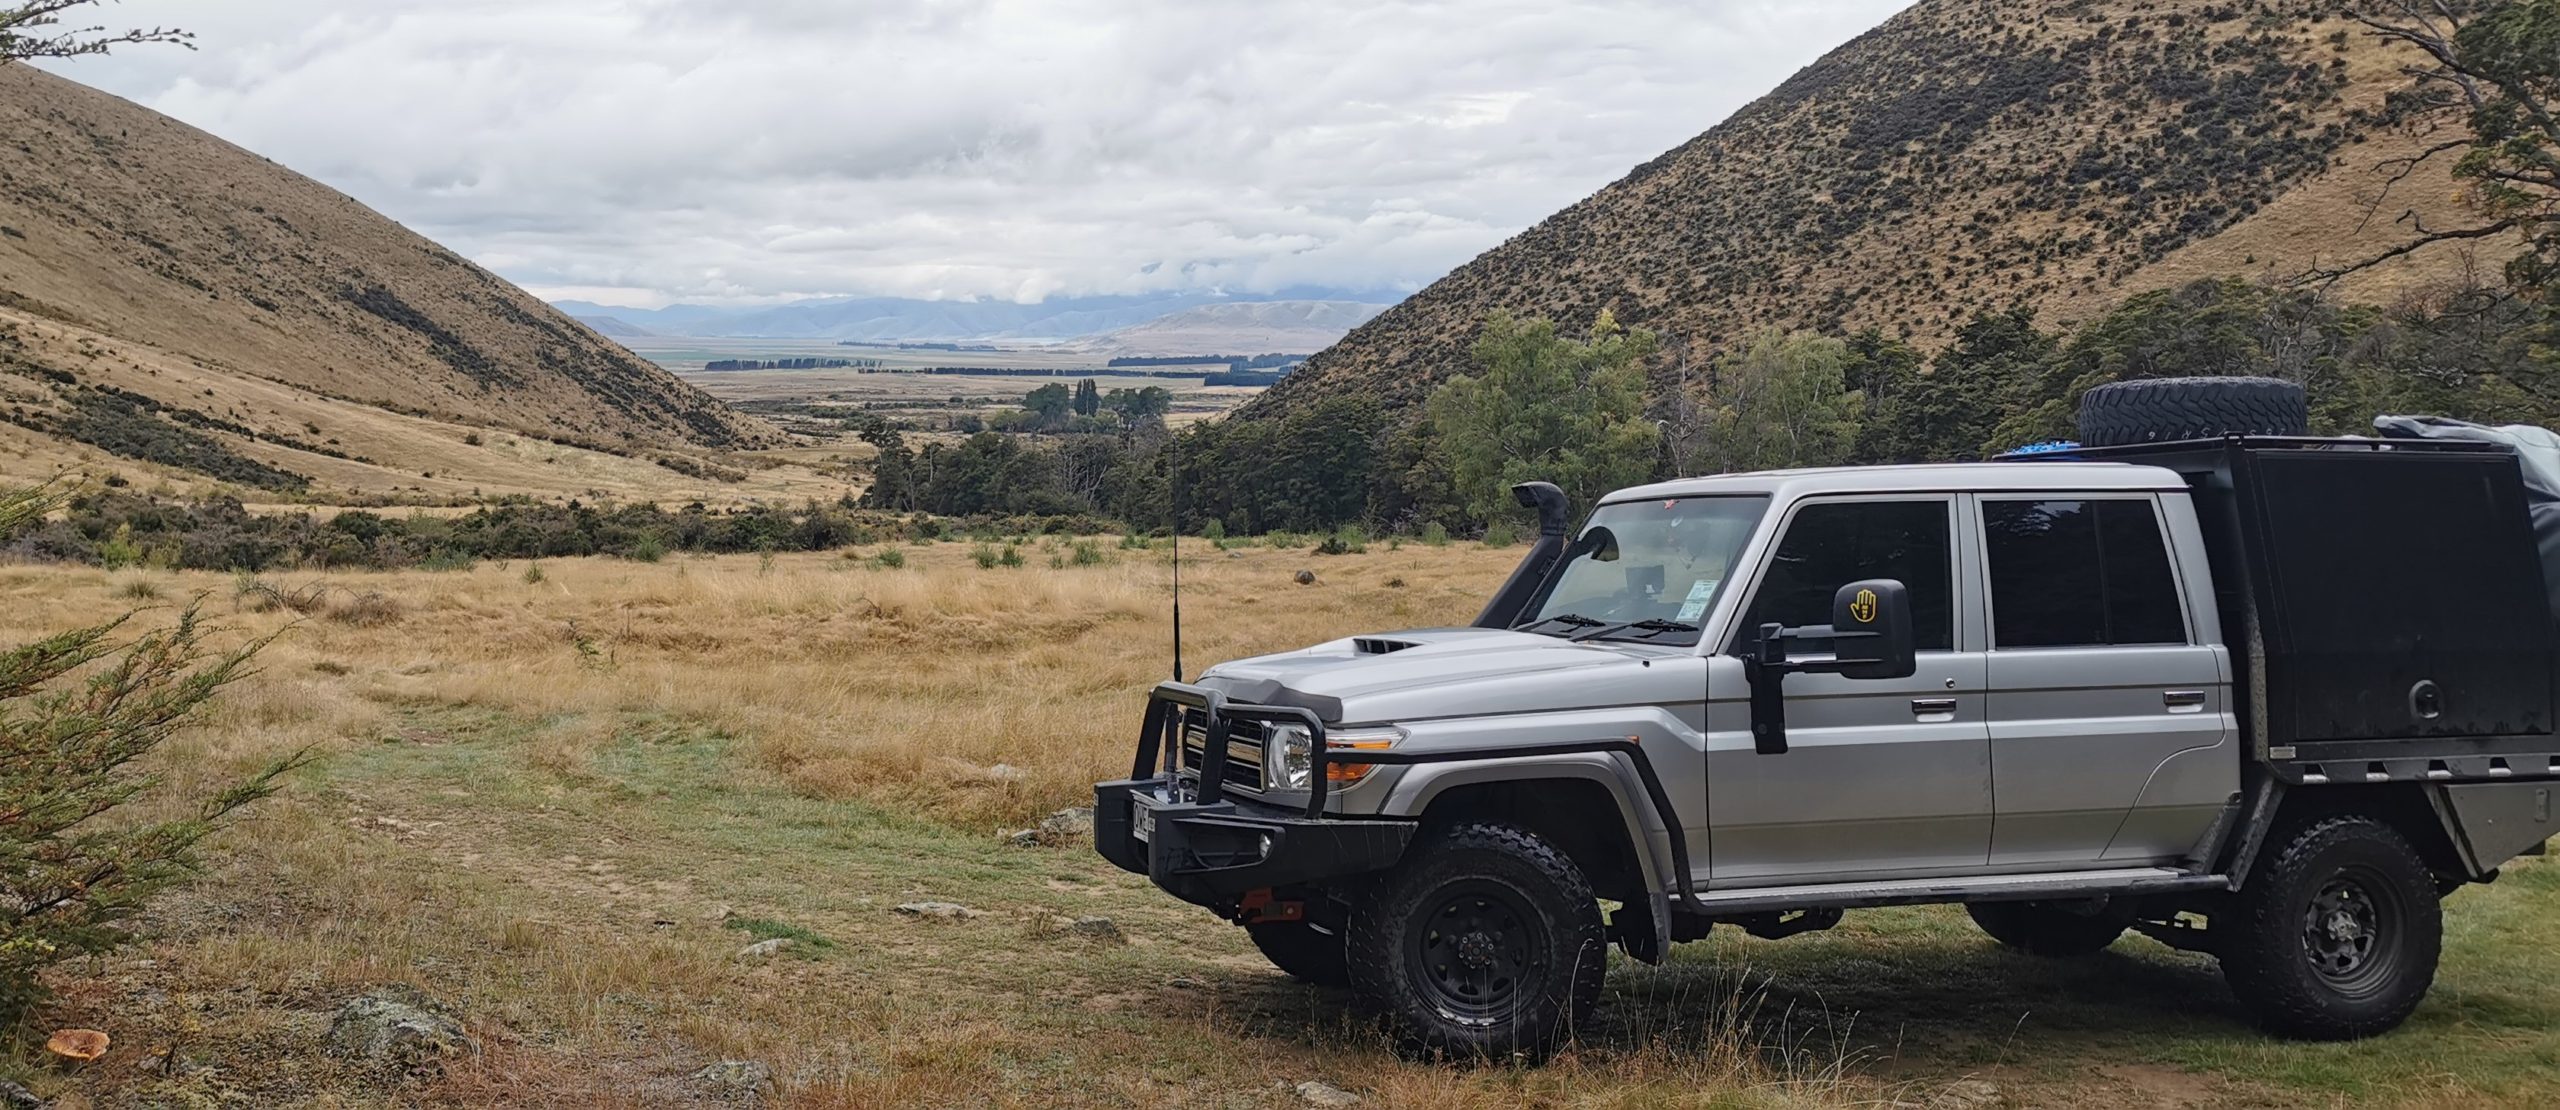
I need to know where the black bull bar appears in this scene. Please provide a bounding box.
[1098,682,1698,907]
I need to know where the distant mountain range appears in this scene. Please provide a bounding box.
[1078,301,1390,358]
[552,288,1405,344]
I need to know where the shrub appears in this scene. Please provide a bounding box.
[115,578,160,601]
[972,543,1001,569]
[1421,522,1450,547]
[1483,521,1519,548]
[0,486,299,1022]
[1203,519,1228,548]
[999,544,1025,568]
[1069,539,1106,566]
[1313,526,1368,556]
[523,562,546,585]
[872,548,907,570]
[420,549,476,573]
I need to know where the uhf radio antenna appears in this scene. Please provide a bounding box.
[1169,422,1184,682]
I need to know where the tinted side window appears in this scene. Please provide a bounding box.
[1984,499,2186,648]
[1740,500,1953,651]
[2097,500,2186,645]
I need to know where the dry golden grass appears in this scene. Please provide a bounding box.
[11,545,2557,1108]
[1,542,1898,1108]
[35,540,1507,829]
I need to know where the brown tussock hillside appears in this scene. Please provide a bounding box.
[0,65,778,498]
[1263,0,2505,419]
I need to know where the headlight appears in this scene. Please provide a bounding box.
[1265,725,1404,791]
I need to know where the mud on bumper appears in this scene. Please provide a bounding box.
[1093,777,1413,907]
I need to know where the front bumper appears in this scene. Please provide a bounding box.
[1094,775,1414,907]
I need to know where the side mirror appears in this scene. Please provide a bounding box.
[1827,579,1916,680]
[1741,579,1917,755]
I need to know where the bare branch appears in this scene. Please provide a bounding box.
[2297,217,2525,287]
[0,1,192,65]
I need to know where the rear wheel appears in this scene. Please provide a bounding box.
[1967,900,2131,957]
[2219,816,2441,1040]
[1346,822,1606,1057]
[1246,921,1348,986]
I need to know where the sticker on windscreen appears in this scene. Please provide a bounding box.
[1676,579,1719,622]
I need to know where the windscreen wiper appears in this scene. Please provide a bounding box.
[1514,613,1607,636]
[1572,618,1701,643]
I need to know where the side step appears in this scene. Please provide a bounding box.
[1675,867,2229,917]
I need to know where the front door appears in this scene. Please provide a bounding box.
[1705,496,1994,885]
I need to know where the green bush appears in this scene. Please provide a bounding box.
[1483,521,1518,548]
[999,544,1025,568]
[631,535,668,563]
[872,548,907,570]
[0,486,299,1022]
[1421,522,1450,547]
[1069,539,1106,566]
[972,543,1000,569]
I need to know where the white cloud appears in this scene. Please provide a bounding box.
[41,0,1913,307]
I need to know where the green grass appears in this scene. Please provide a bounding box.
[94,705,2560,1106]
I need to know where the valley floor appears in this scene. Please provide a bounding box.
[2,547,2554,1107]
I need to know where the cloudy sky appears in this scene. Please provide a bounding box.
[42,0,1911,309]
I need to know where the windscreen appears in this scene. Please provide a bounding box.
[1515,496,1769,646]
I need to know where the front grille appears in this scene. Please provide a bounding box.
[1179,708,1268,793]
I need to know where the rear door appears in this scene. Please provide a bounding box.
[1976,495,2232,867]
[1706,495,1993,884]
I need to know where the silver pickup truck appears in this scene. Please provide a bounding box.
[1095,429,2560,1056]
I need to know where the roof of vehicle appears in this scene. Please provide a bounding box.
[1602,461,2188,504]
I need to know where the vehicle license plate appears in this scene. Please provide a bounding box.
[1131,794,1157,843]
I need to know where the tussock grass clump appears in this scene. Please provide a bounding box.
[325,591,402,627]
[234,575,331,615]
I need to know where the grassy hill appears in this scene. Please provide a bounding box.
[0,65,782,501]
[1259,0,2503,419]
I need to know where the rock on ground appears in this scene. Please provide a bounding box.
[0,1079,42,1110]
[1296,1079,1362,1107]
[895,901,980,920]
[733,938,796,961]
[1006,806,1097,847]
[691,1059,774,1097]
[1051,915,1126,945]
[325,986,476,1071]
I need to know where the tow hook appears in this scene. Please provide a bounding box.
[1237,888,1306,925]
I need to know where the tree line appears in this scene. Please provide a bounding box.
[853,273,2560,538]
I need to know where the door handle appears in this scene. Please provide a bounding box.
[2164,690,2207,711]
[1911,697,1958,717]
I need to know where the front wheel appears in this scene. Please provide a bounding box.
[1345,822,1607,1057]
[2219,816,2442,1040]
[1247,921,1349,986]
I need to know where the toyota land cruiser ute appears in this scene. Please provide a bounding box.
[1093,386,2560,1055]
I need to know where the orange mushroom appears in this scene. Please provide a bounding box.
[45,1028,108,1062]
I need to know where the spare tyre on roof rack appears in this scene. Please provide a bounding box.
[2076,376,2310,447]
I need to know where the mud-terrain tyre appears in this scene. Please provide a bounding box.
[1967,900,2131,956]
[2218,816,2441,1040]
[1346,821,1607,1058]
[2076,376,2309,446]
[1247,921,1349,987]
